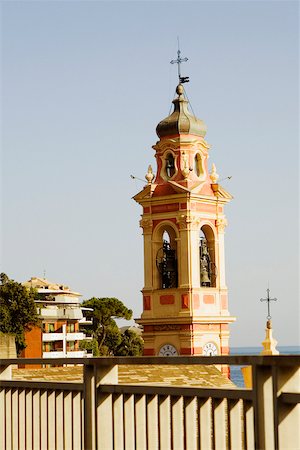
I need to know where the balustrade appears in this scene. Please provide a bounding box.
[0,355,299,449]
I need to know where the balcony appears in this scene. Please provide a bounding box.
[42,350,87,358]
[42,350,65,358]
[66,350,87,358]
[42,332,86,342]
[0,355,299,449]
[40,307,83,320]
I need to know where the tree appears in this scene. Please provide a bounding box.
[81,297,143,356]
[115,329,144,356]
[0,273,40,354]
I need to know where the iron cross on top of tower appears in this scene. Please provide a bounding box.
[260,287,277,321]
[170,42,189,84]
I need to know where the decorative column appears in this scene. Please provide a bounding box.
[216,217,228,289]
[140,218,153,291]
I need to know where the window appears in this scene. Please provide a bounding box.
[48,323,55,333]
[165,153,175,178]
[48,342,55,351]
[68,341,75,351]
[67,323,75,333]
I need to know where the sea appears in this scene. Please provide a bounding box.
[230,346,300,387]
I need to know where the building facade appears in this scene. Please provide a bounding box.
[22,277,90,359]
[134,83,235,359]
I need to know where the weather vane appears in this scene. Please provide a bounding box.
[170,38,189,84]
[260,287,277,320]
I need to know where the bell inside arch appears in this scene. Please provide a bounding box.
[199,237,211,287]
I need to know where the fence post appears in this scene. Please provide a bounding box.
[96,363,118,450]
[0,363,12,380]
[252,363,275,450]
[84,364,97,450]
[83,361,118,450]
[277,366,300,450]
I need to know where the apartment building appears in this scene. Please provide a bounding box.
[22,277,91,358]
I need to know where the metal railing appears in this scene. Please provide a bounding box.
[0,355,299,450]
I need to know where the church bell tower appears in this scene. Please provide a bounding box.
[134,79,236,358]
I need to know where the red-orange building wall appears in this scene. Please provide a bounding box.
[20,326,42,368]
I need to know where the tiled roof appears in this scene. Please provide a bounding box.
[13,364,235,388]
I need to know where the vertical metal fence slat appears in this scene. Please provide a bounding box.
[48,390,56,450]
[135,394,146,450]
[81,390,84,450]
[40,390,48,450]
[184,396,197,450]
[159,395,171,450]
[171,396,184,450]
[124,394,135,450]
[55,391,64,450]
[97,392,114,450]
[213,398,227,450]
[33,390,40,450]
[199,398,212,450]
[12,389,19,450]
[18,389,26,450]
[113,394,124,450]
[72,392,82,450]
[5,389,12,450]
[0,389,5,450]
[147,394,159,450]
[244,401,255,450]
[64,391,72,450]
[25,389,33,450]
[229,399,243,450]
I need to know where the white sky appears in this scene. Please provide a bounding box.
[1,1,299,347]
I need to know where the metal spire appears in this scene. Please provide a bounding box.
[170,38,189,84]
[260,287,277,320]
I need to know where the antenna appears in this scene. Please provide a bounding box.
[219,176,233,182]
[130,174,146,183]
[170,37,189,84]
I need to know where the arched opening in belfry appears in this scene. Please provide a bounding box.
[199,225,217,287]
[165,153,175,178]
[156,228,178,289]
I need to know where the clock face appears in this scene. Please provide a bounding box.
[158,344,178,356]
[203,342,218,356]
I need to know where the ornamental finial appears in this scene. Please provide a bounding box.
[145,165,155,185]
[210,163,219,184]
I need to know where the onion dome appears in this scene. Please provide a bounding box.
[156,84,207,138]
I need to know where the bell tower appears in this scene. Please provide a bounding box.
[134,82,236,359]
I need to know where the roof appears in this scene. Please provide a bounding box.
[23,277,81,296]
[13,364,235,388]
[156,84,207,139]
